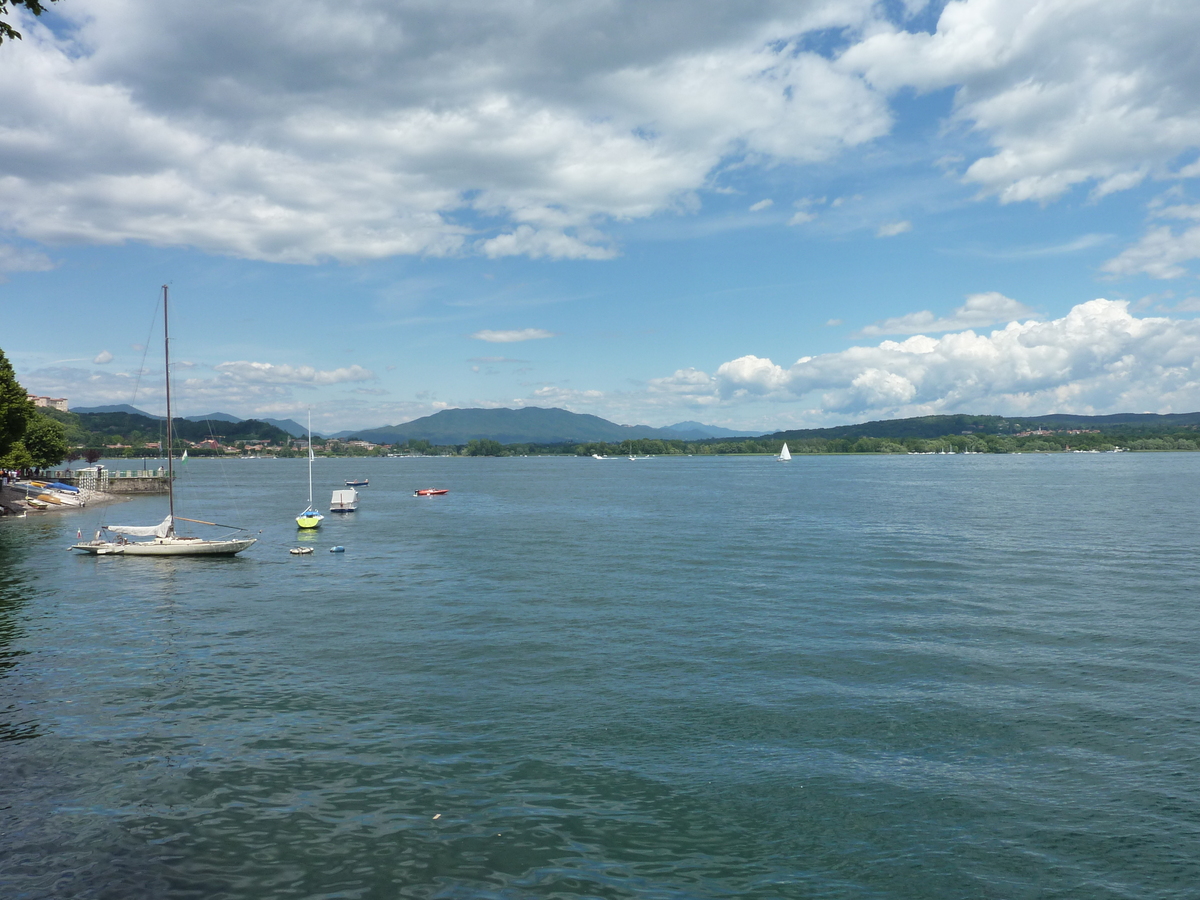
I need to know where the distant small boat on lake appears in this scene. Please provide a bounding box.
[346,478,368,486]
[778,443,792,462]
[330,488,358,512]
[414,488,448,496]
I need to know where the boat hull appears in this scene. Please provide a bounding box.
[71,537,257,556]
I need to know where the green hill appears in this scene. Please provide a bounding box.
[42,409,293,446]
[767,412,1200,442]
[347,407,710,445]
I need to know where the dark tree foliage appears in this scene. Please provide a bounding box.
[0,347,34,458]
[21,413,70,469]
[465,439,505,456]
[0,0,56,44]
[53,410,293,445]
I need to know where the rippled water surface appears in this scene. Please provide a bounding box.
[2,453,1199,898]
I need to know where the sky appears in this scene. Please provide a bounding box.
[3,0,1200,434]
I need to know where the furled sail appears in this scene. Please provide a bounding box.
[106,515,173,537]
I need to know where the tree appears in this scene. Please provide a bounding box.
[0,347,33,459]
[0,0,56,44]
[466,438,504,456]
[21,413,69,469]
[0,442,33,472]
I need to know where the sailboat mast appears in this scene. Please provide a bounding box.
[163,285,175,528]
[307,409,313,506]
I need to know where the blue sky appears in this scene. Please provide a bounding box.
[4,0,1200,433]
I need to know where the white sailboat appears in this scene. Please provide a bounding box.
[296,411,324,529]
[71,287,257,557]
[778,442,792,461]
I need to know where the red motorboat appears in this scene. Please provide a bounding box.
[414,488,449,496]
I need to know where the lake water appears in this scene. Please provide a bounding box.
[2,452,1199,899]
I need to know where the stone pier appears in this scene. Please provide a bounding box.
[47,469,170,494]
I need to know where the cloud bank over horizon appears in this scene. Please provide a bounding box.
[0,0,1198,273]
[856,292,1038,337]
[18,299,1200,432]
[635,299,1200,426]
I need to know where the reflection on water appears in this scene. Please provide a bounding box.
[0,522,39,743]
[1,453,1200,898]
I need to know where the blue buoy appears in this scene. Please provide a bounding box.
[330,546,345,553]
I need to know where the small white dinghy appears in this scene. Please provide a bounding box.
[778,442,792,461]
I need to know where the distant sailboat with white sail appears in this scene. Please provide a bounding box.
[778,442,791,462]
[70,287,257,556]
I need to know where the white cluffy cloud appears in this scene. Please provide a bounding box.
[1,1,1197,266]
[0,0,893,263]
[214,361,375,385]
[1103,203,1200,279]
[471,328,556,343]
[16,359,379,419]
[0,243,54,276]
[842,0,1200,204]
[857,292,1037,336]
[92,350,114,364]
[647,299,1200,420]
[876,220,911,237]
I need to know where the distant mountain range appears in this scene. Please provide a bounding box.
[64,409,294,444]
[337,407,762,445]
[663,420,759,439]
[74,403,165,419]
[68,405,1197,449]
[767,412,1200,442]
[73,406,310,437]
[185,411,241,424]
[70,404,752,443]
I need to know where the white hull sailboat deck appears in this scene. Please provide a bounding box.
[69,286,256,558]
[73,530,257,556]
